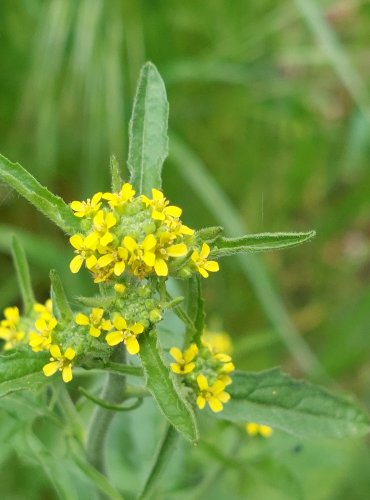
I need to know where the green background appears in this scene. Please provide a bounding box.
[1,1,370,498]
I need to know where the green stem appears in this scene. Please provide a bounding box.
[79,386,143,412]
[55,382,84,444]
[11,236,35,314]
[166,291,195,333]
[86,346,126,475]
[139,425,179,499]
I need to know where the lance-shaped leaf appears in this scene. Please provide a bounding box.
[218,369,370,438]
[0,153,80,234]
[128,62,169,195]
[0,350,49,398]
[211,231,316,258]
[139,331,199,444]
[49,269,73,323]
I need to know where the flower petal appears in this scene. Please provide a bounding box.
[125,336,140,355]
[196,395,206,410]
[204,260,219,273]
[70,255,84,273]
[167,244,187,257]
[62,364,73,383]
[154,258,168,277]
[209,397,223,413]
[197,374,209,391]
[106,331,124,346]
[169,347,184,363]
[75,313,89,326]
[43,361,60,377]
[50,345,62,359]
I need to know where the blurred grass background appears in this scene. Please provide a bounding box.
[1,1,370,498]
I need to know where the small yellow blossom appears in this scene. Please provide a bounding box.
[170,344,198,374]
[75,308,112,337]
[70,192,102,218]
[152,233,188,277]
[0,307,25,350]
[245,422,273,438]
[164,217,194,238]
[1,306,20,329]
[95,246,128,277]
[123,234,156,273]
[196,374,230,413]
[142,188,182,221]
[102,183,135,208]
[42,345,76,383]
[191,243,219,278]
[69,233,99,273]
[92,210,117,247]
[202,331,232,355]
[105,315,144,355]
[29,316,57,352]
[33,300,53,321]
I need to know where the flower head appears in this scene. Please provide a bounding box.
[69,233,99,273]
[170,344,198,374]
[29,316,57,352]
[75,308,112,337]
[43,345,76,383]
[93,210,117,247]
[0,307,25,350]
[102,183,135,208]
[70,192,102,218]
[196,374,230,413]
[105,315,144,355]
[191,243,219,278]
[142,189,182,221]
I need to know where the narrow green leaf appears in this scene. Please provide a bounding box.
[139,331,199,444]
[49,269,73,323]
[0,153,80,234]
[11,236,35,314]
[211,231,316,258]
[128,62,169,195]
[219,369,370,438]
[139,425,179,500]
[110,154,123,193]
[0,350,48,398]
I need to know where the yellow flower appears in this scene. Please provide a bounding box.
[75,308,112,337]
[42,345,76,383]
[202,331,232,355]
[95,245,128,277]
[191,243,219,278]
[102,183,135,208]
[164,217,194,238]
[105,315,144,355]
[70,192,102,218]
[123,234,157,272]
[245,423,273,438]
[151,233,188,277]
[196,374,230,413]
[1,306,20,329]
[29,316,57,352]
[170,344,198,374]
[33,299,53,321]
[0,327,24,350]
[0,307,24,350]
[142,188,182,221]
[92,210,117,247]
[69,233,99,273]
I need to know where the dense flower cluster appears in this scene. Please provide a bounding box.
[169,333,235,413]
[69,185,219,282]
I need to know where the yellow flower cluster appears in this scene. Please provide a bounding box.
[69,185,219,282]
[169,335,235,413]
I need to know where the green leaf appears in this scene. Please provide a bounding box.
[185,275,204,347]
[128,62,169,195]
[139,331,199,444]
[49,269,73,323]
[110,154,123,193]
[219,369,370,438]
[195,226,224,243]
[11,236,35,314]
[211,231,316,258]
[0,350,48,398]
[0,153,80,234]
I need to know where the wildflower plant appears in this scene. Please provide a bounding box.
[0,62,369,498]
